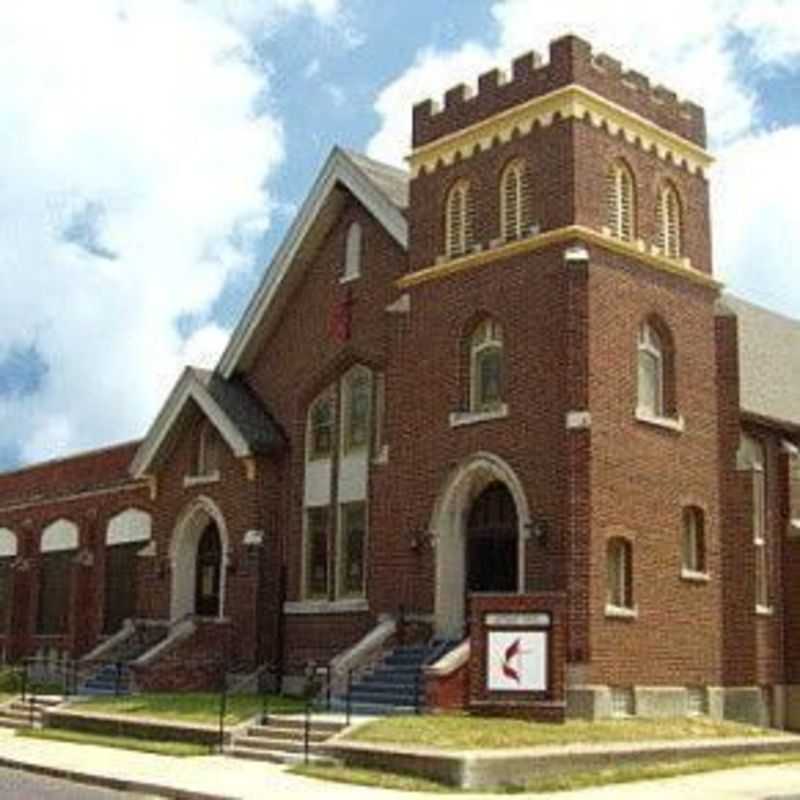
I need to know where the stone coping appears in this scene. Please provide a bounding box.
[326,734,800,789]
[45,707,244,745]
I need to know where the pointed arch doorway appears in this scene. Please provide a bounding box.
[170,498,228,621]
[431,453,531,639]
[195,523,222,617]
[466,482,518,593]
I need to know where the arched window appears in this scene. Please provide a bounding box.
[682,507,706,575]
[738,434,769,610]
[500,159,530,241]
[0,529,17,635]
[656,182,682,259]
[195,421,220,477]
[38,519,79,635]
[637,322,664,417]
[308,392,334,461]
[446,179,474,258]
[607,537,633,610]
[607,160,635,241]
[343,222,362,281]
[470,320,504,413]
[342,367,372,453]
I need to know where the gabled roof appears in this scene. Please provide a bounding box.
[723,294,800,430]
[130,367,283,478]
[217,147,409,379]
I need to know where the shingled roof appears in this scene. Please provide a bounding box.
[343,149,409,210]
[189,368,283,453]
[724,294,800,429]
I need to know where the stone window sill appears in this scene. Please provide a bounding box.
[635,408,685,433]
[680,568,711,583]
[183,472,221,488]
[284,598,369,616]
[605,604,638,620]
[450,404,509,429]
[372,444,389,465]
[755,604,774,617]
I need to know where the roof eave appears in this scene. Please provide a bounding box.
[217,147,409,380]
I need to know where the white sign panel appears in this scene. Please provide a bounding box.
[487,631,547,692]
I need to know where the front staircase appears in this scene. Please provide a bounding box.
[79,623,169,696]
[332,639,458,715]
[230,717,344,764]
[0,695,63,729]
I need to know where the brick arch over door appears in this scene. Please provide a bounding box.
[169,497,229,622]
[429,452,531,639]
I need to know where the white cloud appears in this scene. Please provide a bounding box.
[367,0,800,317]
[713,126,800,312]
[0,0,337,464]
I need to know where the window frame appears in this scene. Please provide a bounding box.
[342,222,362,283]
[341,367,372,455]
[337,501,367,599]
[657,182,682,259]
[681,506,707,578]
[192,420,221,479]
[446,179,474,258]
[500,158,530,242]
[637,323,664,418]
[607,160,635,242]
[308,391,335,462]
[303,506,331,601]
[739,435,771,612]
[469,320,504,414]
[606,537,635,615]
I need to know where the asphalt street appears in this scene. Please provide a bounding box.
[0,766,150,799]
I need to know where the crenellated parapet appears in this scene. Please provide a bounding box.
[412,35,706,150]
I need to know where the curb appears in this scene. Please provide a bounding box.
[327,734,800,789]
[0,754,238,800]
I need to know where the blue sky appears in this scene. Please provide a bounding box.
[0,0,798,470]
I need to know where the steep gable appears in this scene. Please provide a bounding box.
[217,147,408,379]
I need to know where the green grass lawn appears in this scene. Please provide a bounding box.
[68,692,305,726]
[0,693,15,707]
[18,728,209,757]
[346,714,776,750]
[295,752,800,794]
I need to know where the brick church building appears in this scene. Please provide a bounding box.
[0,35,798,725]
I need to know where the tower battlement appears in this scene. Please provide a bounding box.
[412,35,706,149]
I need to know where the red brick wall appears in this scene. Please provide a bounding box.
[379,243,573,625]
[408,121,575,272]
[586,247,723,687]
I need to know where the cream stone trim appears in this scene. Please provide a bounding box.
[680,568,711,583]
[449,405,509,428]
[183,472,221,488]
[635,408,686,433]
[408,84,713,178]
[396,224,721,291]
[283,598,370,616]
[106,509,152,546]
[0,529,17,558]
[605,604,638,620]
[41,519,79,553]
[0,481,146,515]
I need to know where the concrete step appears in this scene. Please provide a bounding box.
[329,699,417,716]
[247,718,344,735]
[245,726,332,744]
[358,677,422,693]
[229,743,337,766]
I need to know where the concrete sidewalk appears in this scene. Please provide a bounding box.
[2,728,800,800]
